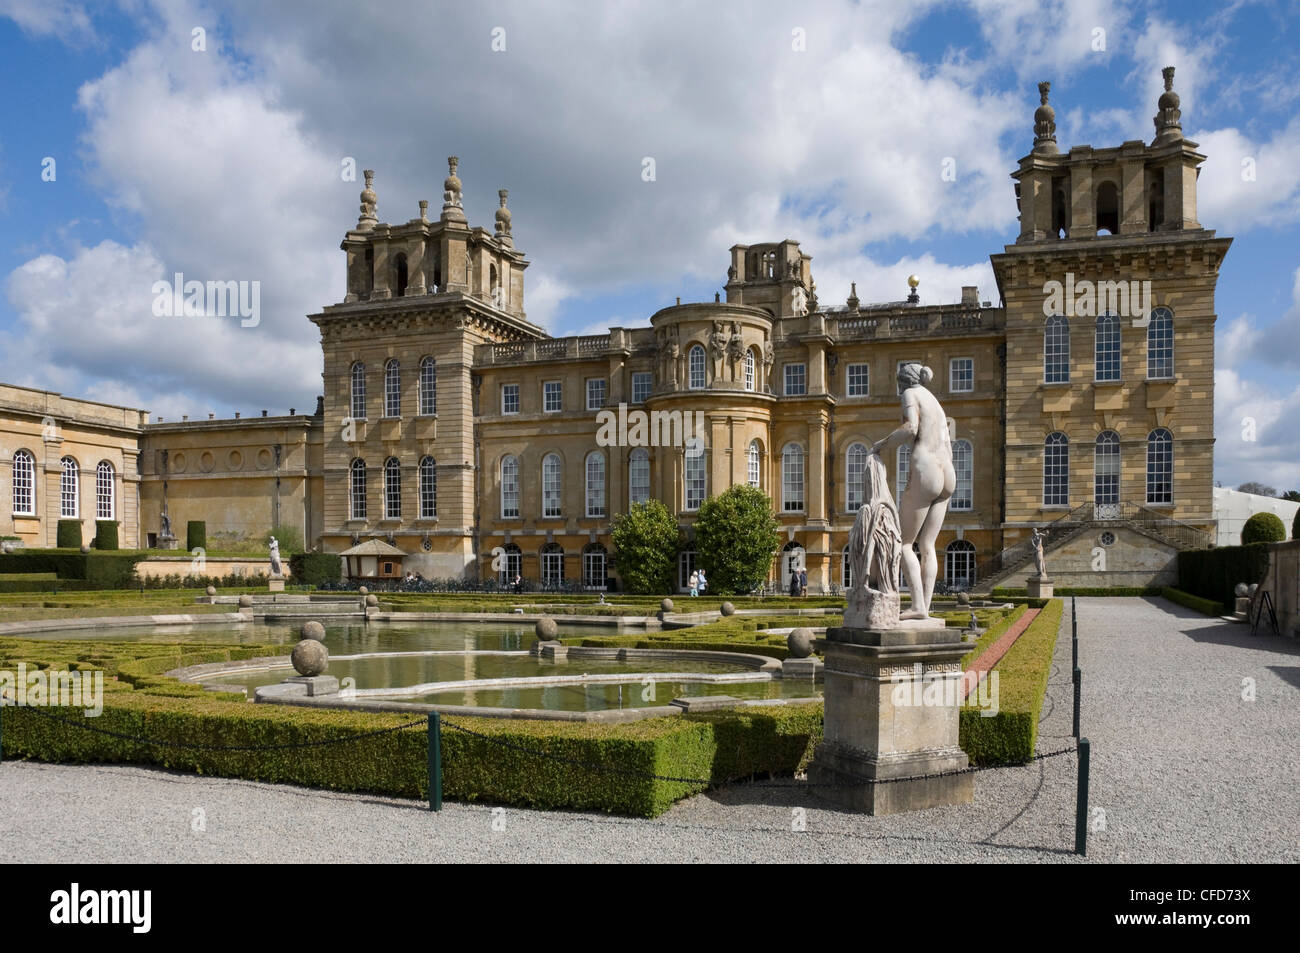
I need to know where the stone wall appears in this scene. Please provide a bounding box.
[997,523,1178,589]
[1261,540,1300,638]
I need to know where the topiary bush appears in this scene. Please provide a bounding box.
[694,484,781,595]
[56,519,82,549]
[186,520,206,552]
[1242,512,1285,545]
[93,520,119,550]
[1293,508,1300,541]
[610,500,681,594]
[288,552,342,586]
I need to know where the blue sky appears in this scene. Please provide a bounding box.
[1,0,1298,490]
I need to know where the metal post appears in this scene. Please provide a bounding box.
[428,712,442,811]
[1075,737,1090,856]
[1071,595,1077,639]
[1072,667,1081,739]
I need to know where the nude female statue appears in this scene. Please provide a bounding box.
[871,363,955,620]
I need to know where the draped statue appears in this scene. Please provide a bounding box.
[844,450,903,629]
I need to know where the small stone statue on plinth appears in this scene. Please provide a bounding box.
[267,536,286,592]
[1026,527,1053,598]
[809,362,973,815]
[157,507,178,551]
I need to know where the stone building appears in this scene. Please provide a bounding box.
[1,69,1229,591]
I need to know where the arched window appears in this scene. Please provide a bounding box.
[349,458,367,520]
[1147,429,1173,504]
[1147,306,1174,380]
[350,362,366,419]
[1096,181,1119,235]
[96,461,115,520]
[540,542,564,587]
[747,440,761,488]
[11,449,34,515]
[1045,315,1070,383]
[897,444,911,506]
[419,357,437,415]
[489,264,499,303]
[498,543,522,585]
[60,456,79,518]
[782,443,804,512]
[430,248,442,292]
[845,442,869,510]
[419,456,437,518]
[684,448,706,510]
[384,457,401,519]
[688,345,706,389]
[393,253,409,297]
[585,451,606,518]
[1094,431,1120,505]
[744,348,756,391]
[384,359,401,417]
[1044,432,1069,506]
[583,543,608,589]
[629,448,650,506]
[1095,314,1120,382]
[951,439,973,510]
[500,455,519,518]
[945,540,976,590]
[542,453,562,517]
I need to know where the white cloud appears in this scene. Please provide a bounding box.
[0,0,93,43]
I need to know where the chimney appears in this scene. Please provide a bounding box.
[235,412,240,419]
[261,409,268,417]
[961,286,979,307]
[290,408,296,416]
[208,413,214,419]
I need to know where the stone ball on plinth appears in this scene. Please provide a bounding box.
[956,591,971,606]
[358,586,369,596]
[787,627,814,659]
[300,620,326,642]
[1234,582,1249,598]
[237,594,253,608]
[365,593,379,607]
[720,601,735,616]
[660,598,674,613]
[291,639,328,676]
[1,542,12,554]
[205,585,217,596]
[535,617,558,640]
[1248,583,1259,597]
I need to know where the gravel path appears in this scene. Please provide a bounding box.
[2,597,1296,863]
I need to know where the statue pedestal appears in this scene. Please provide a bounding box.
[1027,576,1053,598]
[807,625,973,815]
[157,533,179,551]
[268,574,286,592]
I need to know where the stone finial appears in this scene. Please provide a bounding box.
[494,188,512,246]
[419,199,429,223]
[847,281,860,312]
[357,169,378,230]
[906,274,920,305]
[1153,65,1183,145]
[441,156,466,223]
[1033,81,1058,154]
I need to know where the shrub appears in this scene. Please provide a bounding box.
[1242,512,1285,545]
[289,552,342,586]
[56,520,82,549]
[610,500,681,594]
[93,520,119,551]
[1293,508,1300,541]
[694,485,780,595]
[1177,544,1271,609]
[1161,587,1224,616]
[186,521,207,552]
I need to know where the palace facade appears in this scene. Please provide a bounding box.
[1,70,1229,592]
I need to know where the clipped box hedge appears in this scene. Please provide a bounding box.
[93,520,119,551]
[56,520,82,549]
[1161,587,1225,617]
[0,550,144,588]
[1177,543,1271,610]
[288,552,343,586]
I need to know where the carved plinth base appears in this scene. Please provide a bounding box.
[268,575,286,592]
[843,587,899,629]
[807,626,974,815]
[156,534,179,551]
[1026,576,1053,598]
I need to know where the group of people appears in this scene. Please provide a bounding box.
[687,568,708,597]
[402,570,425,584]
[788,567,808,597]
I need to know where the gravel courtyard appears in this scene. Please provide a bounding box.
[2,597,1296,863]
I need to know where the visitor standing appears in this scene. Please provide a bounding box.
[689,570,699,597]
[697,569,707,594]
[799,568,808,597]
[789,570,800,597]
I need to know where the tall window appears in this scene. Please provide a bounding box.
[543,381,562,412]
[847,363,869,397]
[747,440,761,488]
[631,372,652,403]
[782,443,804,511]
[784,363,807,396]
[945,540,976,589]
[1094,431,1120,504]
[419,456,437,518]
[498,544,522,585]
[350,362,366,419]
[349,458,367,519]
[684,450,706,510]
[1044,315,1070,383]
[542,453,562,517]
[744,350,756,391]
[501,455,520,517]
[12,449,33,515]
[949,358,973,393]
[897,444,910,506]
[419,358,437,415]
[383,359,401,417]
[586,378,606,411]
[502,383,519,415]
[583,544,607,589]
[1147,306,1174,380]
[845,442,869,510]
[951,439,973,511]
[541,543,564,586]
[1147,428,1173,504]
[384,457,401,518]
[841,545,853,590]
[585,451,606,517]
[1095,314,1120,382]
[1044,432,1069,506]
[60,456,79,518]
[688,345,706,389]
[96,461,115,520]
[629,448,650,506]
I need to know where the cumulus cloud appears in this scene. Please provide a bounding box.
[0,0,94,44]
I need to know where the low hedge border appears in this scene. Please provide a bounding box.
[1160,587,1225,617]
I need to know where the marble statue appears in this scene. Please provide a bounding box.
[844,450,903,628]
[870,362,955,621]
[1031,527,1046,578]
[269,536,282,576]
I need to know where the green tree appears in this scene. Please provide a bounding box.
[1241,511,1285,545]
[1280,489,1300,503]
[694,484,780,595]
[610,500,680,594]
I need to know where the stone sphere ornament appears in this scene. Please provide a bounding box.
[1,542,12,554]
[206,585,217,597]
[787,627,814,659]
[291,639,328,677]
[535,616,558,640]
[1248,583,1259,597]
[957,591,971,606]
[365,593,379,607]
[720,601,736,616]
[660,598,674,613]
[1234,583,1249,598]
[358,586,369,596]
[300,620,326,642]
[238,594,253,608]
